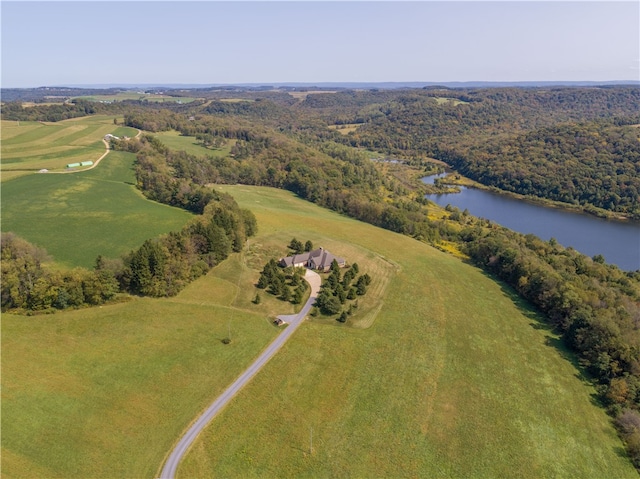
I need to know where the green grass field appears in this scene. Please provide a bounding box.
[1,185,636,478]
[1,286,279,479]
[177,186,636,478]
[1,149,193,268]
[1,116,137,181]
[152,130,234,158]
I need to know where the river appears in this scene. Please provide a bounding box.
[423,174,640,271]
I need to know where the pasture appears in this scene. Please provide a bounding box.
[1,293,279,479]
[0,116,137,180]
[152,130,234,158]
[1,185,636,478]
[0,149,193,268]
[177,186,636,478]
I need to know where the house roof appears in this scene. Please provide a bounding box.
[279,247,345,270]
[280,251,312,267]
[310,249,345,270]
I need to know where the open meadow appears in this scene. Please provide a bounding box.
[0,148,193,268]
[152,130,234,158]
[0,116,137,181]
[1,291,279,479]
[178,186,637,478]
[1,185,636,479]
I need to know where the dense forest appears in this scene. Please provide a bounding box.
[2,86,640,466]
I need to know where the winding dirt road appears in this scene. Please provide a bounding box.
[47,127,141,174]
[159,269,322,479]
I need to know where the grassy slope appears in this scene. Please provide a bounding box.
[0,116,135,180]
[1,148,192,268]
[177,185,636,478]
[152,130,234,158]
[1,270,279,479]
[2,184,635,478]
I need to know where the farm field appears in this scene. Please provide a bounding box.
[152,130,234,158]
[75,91,198,103]
[0,149,193,268]
[177,186,636,478]
[0,116,137,181]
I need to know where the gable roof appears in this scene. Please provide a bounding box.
[309,249,345,270]
[280,252,312,267]
[279,247,345,270]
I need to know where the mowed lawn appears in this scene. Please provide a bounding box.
[177,186,637,478]
[1,149,192,268]
[1,116,137,180]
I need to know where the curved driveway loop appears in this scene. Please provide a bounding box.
[159,269,321,479]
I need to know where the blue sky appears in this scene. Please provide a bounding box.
[2,1,639,87]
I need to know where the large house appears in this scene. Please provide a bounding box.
[279,247,346,272]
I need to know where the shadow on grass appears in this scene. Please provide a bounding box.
[475,265,615,415]
[615,445,632,461]
[472,265,596,387]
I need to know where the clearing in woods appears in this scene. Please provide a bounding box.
[152,130,235,158]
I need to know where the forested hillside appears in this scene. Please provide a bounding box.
[440,122,640,217]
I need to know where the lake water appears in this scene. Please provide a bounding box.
[423,174,640,271]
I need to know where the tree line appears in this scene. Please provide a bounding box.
[1,99,115,122]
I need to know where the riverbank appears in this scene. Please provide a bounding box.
[421,165,636,223]
[423,175,640,271]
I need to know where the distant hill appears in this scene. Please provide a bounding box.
[4,81,640,102]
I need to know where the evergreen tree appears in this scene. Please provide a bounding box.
[289,238,304,254]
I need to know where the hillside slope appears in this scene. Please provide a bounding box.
[178,186,636,478]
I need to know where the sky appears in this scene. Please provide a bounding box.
[1,1,639,88]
